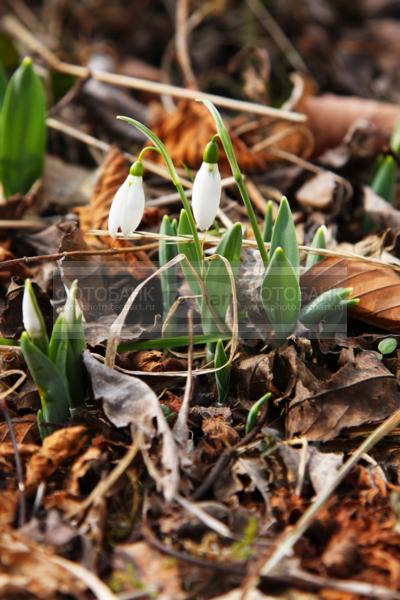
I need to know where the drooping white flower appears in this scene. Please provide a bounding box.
[191,138,221,231]
[108,161,145,238]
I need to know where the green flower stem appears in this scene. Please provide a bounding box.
[199,99,269,267]
[117,115,202,264]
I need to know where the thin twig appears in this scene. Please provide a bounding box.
[2,15,305,122]
[175,0,197,88]
[173,309,193,447]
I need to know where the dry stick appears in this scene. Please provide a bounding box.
[175,0,197,89]
[260,407,400,578]
[1,15,305,122]
[0,370,27,527]
[0,219,46,229]
[49,555,119,600]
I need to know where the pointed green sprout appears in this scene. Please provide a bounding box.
[214,339,231,404]
[262,200,274,244]
[300,287,353,325]
[245,392,271,434]
[390,121,400,153]
[201,223,242,339]
[20,279,85,436]
[261,247,301,339]
[0,57,46,197]
[269,197,299,275]
[199,99,269,266]
[305,225,327,269]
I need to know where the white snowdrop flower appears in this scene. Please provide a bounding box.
[22,279,47,349]
[108,160,145,238]
[191,138,221,231]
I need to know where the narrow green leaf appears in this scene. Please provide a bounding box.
[48,315,67,364]
[0,57,46,197]
[214,339,230,405]
[245,392,271,434]
[300,287,352,325]
[215,222,242,275]
[178,209,201,297]
[390,122,400,153]
[269,197,299,274]
[371,155,397,204]
[201,256,231,337]
[0,62,7,109]
[20,332,70,433]
[262,200,274,243]
[65,315,85,409]
[305,225,327,269]
[378,337,397,356]
[159,214,178,317]
[260,247,300,339]
[118,332,231,352]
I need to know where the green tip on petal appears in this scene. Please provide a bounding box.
[129,160,144,177]
[22,56,32,67]
[203,138,219,164]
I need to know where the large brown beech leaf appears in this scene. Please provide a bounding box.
[302,256,400,332]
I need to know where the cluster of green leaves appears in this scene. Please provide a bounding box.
[0,57,46,198]
[21,281,85,437]
[261,197,356,340]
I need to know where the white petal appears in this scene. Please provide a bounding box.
[191,162,221,230]
[108,178,130,238]
[119,176,145,236]
[23,284,42,337]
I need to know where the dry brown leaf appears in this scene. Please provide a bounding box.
[302,256,400,332]
[285,346,400,441]
[150,100,314,173]
[25,426,88,492]
[301,94,400,155]
[0,528,85,599]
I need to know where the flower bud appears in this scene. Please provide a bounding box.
[192,139,221,231]
[22,279,48,352]
[63,280,82,324]
[108,160,145,238]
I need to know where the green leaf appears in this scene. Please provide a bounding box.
[48,315,67,364]
[0,57,46,197]
[305,225,327,269]
[201,256,231,337]
[300,287,352,325]
[378,337,398,356]
[20,332,70,435]
[65,315,85,409]
[371,155,396,204]
[262,200,274,243]
[269,197,299,274]
[215,222,242,275]
[260,247,301,339]
[245,392,271,434]
[0,62,7,109]
[159,214,178,318]
[390,121,400,153]
[214,339,230,405]
[118,332,231,352]
[178,209,201,297]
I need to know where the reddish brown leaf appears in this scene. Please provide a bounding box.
[303,256,400,332]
